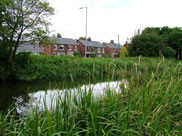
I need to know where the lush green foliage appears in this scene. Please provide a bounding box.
[162,46,176,58]
[1,55,180,82]
[102,54,112,58]
[73,51,81,57]
[91,51,97,58]
[129,27,182,60]
[129,33,163,57]
[0,0,54,65]
[120,47,128,58]
[0,58,182,135]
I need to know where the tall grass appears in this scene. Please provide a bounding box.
[14,55,179,81]
[0,57,182,135]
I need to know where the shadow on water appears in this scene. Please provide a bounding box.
[0,76,126,113]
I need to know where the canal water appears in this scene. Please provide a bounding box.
[0,78,128,114]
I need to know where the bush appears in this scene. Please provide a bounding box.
[14,52,31,68]
[162,46,176,58]
[91,51,97,58]
[120,47,128,58]
[102,54,111,58]
[73,51,81,57]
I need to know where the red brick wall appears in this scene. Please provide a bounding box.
[40,45,52,56]
[41,44,78,56]
[103,43,112,55]
[77,41,85,57]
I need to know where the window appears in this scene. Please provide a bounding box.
[75,46,77,51]
[98,48,100,53]
[102,48,105,53]
[68,45,72,51]
[60,45,64,50]
[53,45,57,50]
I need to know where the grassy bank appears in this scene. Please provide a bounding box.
[0,57,182,135]
[14,55,180,81]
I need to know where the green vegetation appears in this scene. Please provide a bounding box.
[91,51,97,58]
[129,27,182,60]
[0,57,182,135]
[73,51,81,57]
[1,55,177,81]
[0,55,180,82]
[0,0,54,70]
[120,47,128,58]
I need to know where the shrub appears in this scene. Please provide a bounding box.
[91,51,97,58]
[162,46,176,58]
[102,54,112,58]
[14,52,31,68]
[73,51,81,57]
[120,47,128,58]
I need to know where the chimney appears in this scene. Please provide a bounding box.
[110,40,114,44]
[87,37,91,41]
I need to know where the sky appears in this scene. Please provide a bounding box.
[48,0,182,44]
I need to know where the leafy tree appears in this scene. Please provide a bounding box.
[120,47,128,58]
[168,29,182,60]
[57,33,62,38]
[0,0,54,65]
[141,27,182,60]
[79,37,86,40]
[128,33,163,57]
[162,46,176,58]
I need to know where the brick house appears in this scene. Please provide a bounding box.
[41,37,78,56]
[103,40,122,58]
[77,38,106,58]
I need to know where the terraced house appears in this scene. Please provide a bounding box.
[41,37,78,56]
[77,38,106,58]
[17,41,42,55]
[103,40,122,58]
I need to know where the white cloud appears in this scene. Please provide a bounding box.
[49,0,182,44]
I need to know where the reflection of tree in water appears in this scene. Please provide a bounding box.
[0,76,121,113]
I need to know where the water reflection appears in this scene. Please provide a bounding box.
[15,80,128,114]
[0,77,128,113]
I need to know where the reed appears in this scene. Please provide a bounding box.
[0,57,182,135]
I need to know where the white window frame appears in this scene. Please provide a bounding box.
[60,45,64,50]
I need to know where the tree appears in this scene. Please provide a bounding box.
[78,37,86,40]
[0,0,54,65]
[128,33,163,57]
[168,30,182,60]
[141,27,182,60]
[120,47,128,58]
[57,33,62,38]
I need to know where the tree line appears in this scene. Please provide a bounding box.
[128,27,182,60]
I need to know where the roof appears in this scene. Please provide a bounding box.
[79,40,105,48]
[17,42,42,52]
[49,37,78,45]
[104,42,122,49]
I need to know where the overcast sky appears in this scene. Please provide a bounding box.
[48,0,182,44]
